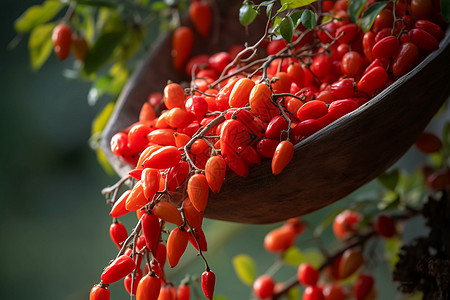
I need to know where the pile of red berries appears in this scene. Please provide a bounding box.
[92,0,448,299]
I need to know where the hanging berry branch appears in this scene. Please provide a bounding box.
[12,0,450,299]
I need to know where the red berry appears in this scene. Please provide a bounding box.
[52,24,72,60]
[253,275,275,299]
[201,269,216,300]
[297,263,319,286]
[374,214,396,238]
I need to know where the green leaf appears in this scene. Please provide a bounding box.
[378,190,400,210]
[212,295,229,300]
[442,0,450,22]
[83,31,126,74]
[272,16,283,33]
[385,236,401,270]
[283,246,303,266]
[280,16,294,43]
[301,9,317,29]
[14,0,63,33]
[280,0,318,9]
[301,248,323,269]
[286,286,300,300]
[256,0,277,8]
[378,169,399,191]
[348,0,367,24]
[290,10,304,29]
[151,1,168,11]
[92,101,114,134]
[359,1,389,32]
[28,23,55,70]
[232,254,257,286]
[277,3,289,13]
[96,148,115,175]
[239,3,258,26]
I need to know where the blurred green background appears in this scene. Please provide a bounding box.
[1,1,449,300]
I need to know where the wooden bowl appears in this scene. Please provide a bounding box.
[101,4,450,224]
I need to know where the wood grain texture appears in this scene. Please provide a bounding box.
[101,4,450,224]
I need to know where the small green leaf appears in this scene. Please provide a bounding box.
[256,0,277,8]
[290,10,304,29]
[359,1,389,32]
[14,0,63,33]
[378,169,399,191]
[286,286,300,300]
[283,246,303,266]
[151,1,168,11]
[272,16,283,33]
[378,190,400,210]
[385,236,401,270]
[442,0,450,22]
[92,102,115,134]
[83,31,126,74]
[348,0,367,24]
[280,16,294,43]
[280,0,318,9]
[301,248,323,269]
[212,295,229,300]
[28,23,55,70]
[301,9,317,29]
[239,3,258,26]
[277,3,289,13]
[96,148,116,175]
[232,254,257,286]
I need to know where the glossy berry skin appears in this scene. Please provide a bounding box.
[297,100,328,121]
[303,285,325,300]
[372,36,399,60]
[333,210,362,240]
[187,174,209,213]
[266,116,289,139]
[189,1,211,37]
[205,155,227,193]
[322,284,345,300]
[89,284,110,300]
[392,42,419,77]
[201,270,216,300]
[272,140,294,175]
[414,131,443,153]
[153,201,183,226]
[109,221,128,249]
[101,255,136,284]
[264,224,295,253]
[124,268,143,295]
[136,274,161,300]
[374,214,396,238]
[172,27,194,71]
[354,274,375,300]
[338,248,364,279]
[167,227,189,267]
[52,24,72,60]
[141,212,161,255]
[356,66,388,96]
[177,284,191,300]
[142,146,181,169]
[297,263,319,286]
[253,275,275,299]
[409,28,439,53]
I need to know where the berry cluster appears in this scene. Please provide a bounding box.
[92,0,448,299]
